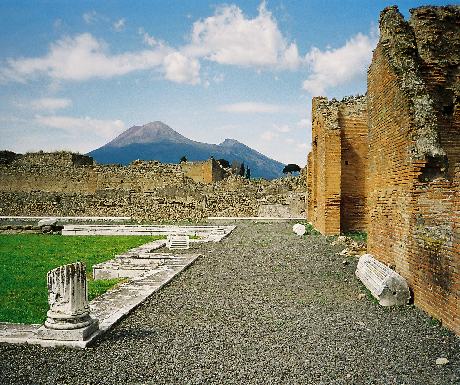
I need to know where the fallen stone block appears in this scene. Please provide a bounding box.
[38,217,58,227]
[355,254,410,306]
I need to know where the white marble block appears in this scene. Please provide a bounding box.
[37,262,98,341]
[355,254,411,306]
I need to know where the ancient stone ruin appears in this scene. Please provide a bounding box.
[307,5,460,336]
[37,262,99,341]
[0,151,307,221]
[1,4,458,339]
[356,254,411,306]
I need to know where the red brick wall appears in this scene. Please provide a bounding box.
[450,167,460,333]
[339,98,368,233]
[367,5,460,336]
[308,97,341,236]
[307,97,368,235]
[410,6,460,181]
[408,176,458,333]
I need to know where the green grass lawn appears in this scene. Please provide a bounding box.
[0,234,164,324]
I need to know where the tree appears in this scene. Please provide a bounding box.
[239,162,245,177]
[217,158,230,168]
[246,166,250,180]
[180,156,187,163]
[283,164,301,174]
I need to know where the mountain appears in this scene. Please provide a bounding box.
[87,121,285,180]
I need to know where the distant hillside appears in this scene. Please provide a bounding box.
[87,121,285,180]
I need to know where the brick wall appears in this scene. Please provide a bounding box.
[308,97,341,235]
[307,96,367,235]
[306,5,459,336]
[410,6,460,181]
[367,5,459,335]
[339,97,368,233]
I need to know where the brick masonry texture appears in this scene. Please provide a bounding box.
[0,151,308,222]
[307,95,368,235]
[367,5,460,337]
[307,5,459,336]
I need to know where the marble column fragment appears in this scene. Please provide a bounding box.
[38,262,98,341]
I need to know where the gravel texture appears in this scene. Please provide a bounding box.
[1,222,459,384]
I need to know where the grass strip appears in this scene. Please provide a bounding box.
[0,234,164,324]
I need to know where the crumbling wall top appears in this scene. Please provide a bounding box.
[409,5,460,65]
[376,5,447,165]
[0,151,93,167]
[312,95,367,132]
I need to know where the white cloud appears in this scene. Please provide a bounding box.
[30,98,72,111]
[184,1,300,71]
[35,115,126,139]
[113,19,126,32]
[83,11,108,24]
[297,118,311,128]
[260,130,279,141]
[0,33,205,86]
[218,102,289,113]
[302,32,378,95]
[296,142,310,152]
[273,123,290,133]
[163,52,201,85]
[0,33,168,83]
[139,28,164,48]
[213,73,224,83]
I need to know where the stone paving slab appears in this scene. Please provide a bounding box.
[0,254,200,349]
[62,224,235,242]
[0,216,132,223]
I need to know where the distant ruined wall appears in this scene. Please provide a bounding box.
[0,152,307,222]
[307,96,368,235]
[367,5,459,335]
[0,153,232,194]
[180,158,226,183]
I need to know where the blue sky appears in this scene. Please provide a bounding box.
[0,0,453,166]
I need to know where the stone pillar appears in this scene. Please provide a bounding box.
[37,262,99,341]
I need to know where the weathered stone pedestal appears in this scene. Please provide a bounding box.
[37,262,99,341]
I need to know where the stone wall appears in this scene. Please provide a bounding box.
[0,152,307,222]
[0,154,190,194]
[366,5,460,336]
[179,158,226,183]
[307,95,368,235]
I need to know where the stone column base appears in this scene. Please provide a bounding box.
[37,318,99,341]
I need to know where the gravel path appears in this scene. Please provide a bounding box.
[1,222,459,384]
